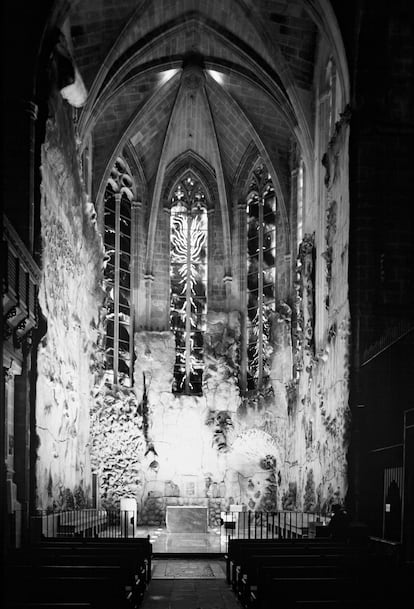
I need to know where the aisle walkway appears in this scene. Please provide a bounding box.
[140,558,242,609]
[135,526,226,554]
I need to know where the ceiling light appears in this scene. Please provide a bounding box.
[208,70,224,84]
[159,68,179,85]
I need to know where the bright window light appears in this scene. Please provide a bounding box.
[159,68,179,85]
[208,69,224,84]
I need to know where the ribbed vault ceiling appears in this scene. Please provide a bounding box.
[69,0,328,210]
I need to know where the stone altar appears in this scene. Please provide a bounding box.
[166,505,208,533]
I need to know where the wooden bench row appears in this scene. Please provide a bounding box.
[5,537,152,609]
[6,575,134,609]
[225,538,382,609]
[226,538,360,585]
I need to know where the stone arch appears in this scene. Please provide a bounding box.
[162,151,219,212]
[123,141,148,205]
[232,141,261,205]
[303,0,350,107]
[234,143,291,260]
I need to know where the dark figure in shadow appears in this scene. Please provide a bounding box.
[328,504,350,541]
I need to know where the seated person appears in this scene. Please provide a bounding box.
[328,504,351,541]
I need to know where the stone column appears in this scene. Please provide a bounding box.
[237,200,247,394]
[3,358,22,547]
[26,100,38,255]
[163,205,172,331]
[131,200,143,378]
[223,275,232,311]
[113,193,122,384]
[144,273,154,328]
[13,343,31,545]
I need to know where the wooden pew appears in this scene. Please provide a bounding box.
[6,538,153,608]
[30,537,152,584]
[292,601,379,608]
[250,575,356,609]
[6,575,131,609]
[57,510,108,537]
[34,548,150,582]
[9,604,93,609]
[226,538,352,568]
[238,560,355,606]
[226,539,357,586]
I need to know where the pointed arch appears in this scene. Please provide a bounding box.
[162,151,219,212]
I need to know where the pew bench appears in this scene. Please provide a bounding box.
[5,539,153,608]
[250,575,356,609]
[226,538,353,583]
[57,512,108,537]
[228,544,354,586]
[32,537,152,584]
[9,604,93,609]
[238,562,355,606]
[6,575,132,609]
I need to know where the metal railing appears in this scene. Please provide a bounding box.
[31,508,331,543]
[31,509,138,540]
[220,510,331,541]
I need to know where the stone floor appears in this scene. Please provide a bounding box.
[135,526,228,554]
[141,559,242,609]
[152,559,226,579]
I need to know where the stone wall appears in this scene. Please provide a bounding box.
[36,104,104,511]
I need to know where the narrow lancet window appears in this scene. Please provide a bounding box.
[169,174,207,395]
[246,164,276,390]
[103,157,133,386]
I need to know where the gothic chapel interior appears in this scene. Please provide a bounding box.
[1,0,413,565]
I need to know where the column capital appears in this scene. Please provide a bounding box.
[131,200,143,210]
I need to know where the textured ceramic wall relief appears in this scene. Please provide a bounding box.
[36,116,104,510]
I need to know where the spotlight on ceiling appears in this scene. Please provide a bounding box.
[207,70,224,84]
[159,68,179,85]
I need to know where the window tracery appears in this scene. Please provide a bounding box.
[103,157,133,386]
[169,173,208,395]
[246,164,276,390]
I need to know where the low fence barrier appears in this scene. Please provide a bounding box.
[31,508,331,542]
[31,509,137,540]
[220,510,331,541]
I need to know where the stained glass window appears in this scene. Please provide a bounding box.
[103,157,133,386]
[246,165,276,390]
[169,173,207,395]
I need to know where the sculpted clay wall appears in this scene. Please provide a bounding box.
[92,311,288,523]
[89,121,351,521]
[91,298,350,522]
[284,113,351,513]
[36,109,104,511]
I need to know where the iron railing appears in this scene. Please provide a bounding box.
[220,510,330,541]
[31,509,138,539]
[31,508,330,542]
